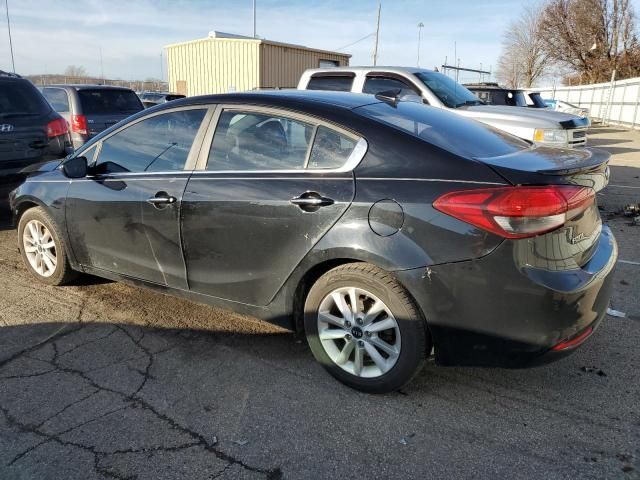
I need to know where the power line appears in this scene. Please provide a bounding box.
[334,32,376,52]
[5,0,15,72]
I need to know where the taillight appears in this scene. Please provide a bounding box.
[433,185,595,239]
[46,118,68,138]
[71,114,88,135]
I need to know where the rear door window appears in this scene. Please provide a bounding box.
[42,88,70,112]
[0,81,50,116]
[207,111,314,171]
[307,76,354,92]
[94,109,207,174]
[78,89,143,115]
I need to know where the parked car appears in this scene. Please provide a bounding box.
[41,85,144,149]
[9,91,616,393]
[464,82,548,108]
[545,99,590,117]
[139,91,186,108]
[0,71,71,204]
[298,67,590,148]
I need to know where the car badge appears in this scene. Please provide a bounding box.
[0,124,14,133]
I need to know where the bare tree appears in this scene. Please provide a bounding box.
[496,7,549,88]
[63,65,88,78]
[539,0,640,83]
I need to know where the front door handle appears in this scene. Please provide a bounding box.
[147,192,176,207]
[290,192,334,212]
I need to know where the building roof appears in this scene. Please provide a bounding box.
[165,35,351,58]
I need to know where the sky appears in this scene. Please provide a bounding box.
[1,0,638,85]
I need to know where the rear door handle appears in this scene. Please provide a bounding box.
[290,192,334,211]
[147,192,177,207]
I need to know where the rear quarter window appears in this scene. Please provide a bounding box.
[355,101,529,159]
[42,88,70,112]
[307,76,354,92]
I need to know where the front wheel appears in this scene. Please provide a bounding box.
[18,207,77,286]
[304,263,430,393]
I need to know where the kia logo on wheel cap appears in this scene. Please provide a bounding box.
[0,124,14,133]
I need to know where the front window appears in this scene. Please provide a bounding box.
[94,109,207,174]
[415,71,483,108]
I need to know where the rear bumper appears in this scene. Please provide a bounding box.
[395,225,617,367]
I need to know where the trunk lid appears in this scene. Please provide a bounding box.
[475,146,610,270]
[0,114,49,169]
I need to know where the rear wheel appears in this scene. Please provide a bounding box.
[304,263,430,393]
[18,207,77,285]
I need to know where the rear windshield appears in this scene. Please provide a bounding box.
[78,89,143,115]
[0,80,50,117]
[355,101,530,158]
[307,76,354,92]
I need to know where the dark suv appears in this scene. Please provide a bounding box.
[41,85,144,149]
[464,82,548,108]
[0,71,70,207]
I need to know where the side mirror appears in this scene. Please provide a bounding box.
[62,156,88,179]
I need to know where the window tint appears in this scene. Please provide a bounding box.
[207,111,313,171]
[94,109,207,174]
[308,126,357,169]
[0,81,49,115]
[42,88,70,112]
[78,89,143,115]
[355,101,528,158]
[307,76,353,92]
[363,76,419,98]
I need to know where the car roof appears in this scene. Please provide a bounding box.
[44,84,136,91]
[156,90,383,111]
[304,66,432,76]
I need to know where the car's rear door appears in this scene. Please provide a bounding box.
[77,89,145,138]
[66,105,213,288]
[181,106,365,305]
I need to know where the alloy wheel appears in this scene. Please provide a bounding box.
[22,220,57,278]
[317,287,401,378]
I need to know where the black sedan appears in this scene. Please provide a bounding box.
[9,91,617,393]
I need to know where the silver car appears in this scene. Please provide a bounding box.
[298,67,590,148]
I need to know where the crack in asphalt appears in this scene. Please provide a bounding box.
[0,323,283,479]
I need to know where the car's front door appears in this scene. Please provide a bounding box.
[66,106,212,288]
[182,107,365,305]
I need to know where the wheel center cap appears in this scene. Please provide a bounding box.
[351,326,364,339]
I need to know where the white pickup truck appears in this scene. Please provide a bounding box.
[298,67,589,148]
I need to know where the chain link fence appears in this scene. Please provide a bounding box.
[534,76,640,129]
[27,75,169,93]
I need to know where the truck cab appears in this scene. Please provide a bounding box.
[298,67,589,148]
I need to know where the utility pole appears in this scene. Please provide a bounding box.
[372,2,381,66]
[5,0,15,72]
[417,22,424,68]
[252,0,256,38]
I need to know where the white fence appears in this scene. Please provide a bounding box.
[535,76,640,129]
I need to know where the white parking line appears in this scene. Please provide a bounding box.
[618,259,640,266]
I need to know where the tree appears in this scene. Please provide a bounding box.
[496,7,549,88]
[63,65,87,78]
[539,0,640,83]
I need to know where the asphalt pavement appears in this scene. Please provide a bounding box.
[0,125,638,479]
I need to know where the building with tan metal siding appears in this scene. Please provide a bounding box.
[165,32,350,96]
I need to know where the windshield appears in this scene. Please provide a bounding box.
[78,89,143,115]
[355,101,529,159]
[415,71,483,108]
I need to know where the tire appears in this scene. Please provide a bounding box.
[304,263,430,393]
[17,206,77,286]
